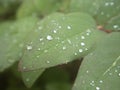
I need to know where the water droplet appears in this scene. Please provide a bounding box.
[46,60,50,64]
[67,25,71,29]
[79,49,83,52]
[38,26,42,30]
[85,48,88,51]
[113,25,118,29]
[39,38,43,41]
[90,81,95,86]
[58,26,62,29]
[27,45,32,50]
[62,46,66,50]
[96,86,100,90]
[81,42,85,46]
[74,53,77,55]
[53,30,57,33]
[81,36,85,39]
[105,2,109,6]
[118,73,120,76]
[86,32,90,36]
[86,70,89,73]
[38,48,41,51]
[44,50,48,53]
[110,2,114,6]
[47,35,53,40]
[67,39,72,44]
[99,80,103,83]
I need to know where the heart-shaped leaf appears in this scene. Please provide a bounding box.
[70,0,120,31]
[73,33,120,90]
[0,16,38,72]
[19,12,106,71]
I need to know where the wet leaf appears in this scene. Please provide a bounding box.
[70,0,120,31]
[19,12,106,71]
[73,33,120,90]
[0,16,38,72]
[22,69,45,88]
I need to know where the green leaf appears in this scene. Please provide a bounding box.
[73,33,120,90]
[17,0,69,19]
[22,69,45,88]
[0,16,38,72]
[19,12,106,71]
[70,0,120,31]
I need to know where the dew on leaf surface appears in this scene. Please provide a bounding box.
[53,30,57,33]
[62,46,66,50]
[96,86,100,90]
[90,80,95,86]
[26,45,32,50]
[99,80,103,83]
[39,38,43,41]
[74,53,77,55]
[81,42,85,46]
[37,48,41,51]
[44,50,48,53]
[46,35,53,40]
[79,49,83,53]
[118,73,120,76]
[113,25,119,29]
[67,25,71,29]
[46,60,50,64]
[81,36,85,39]
[67,39,72,44]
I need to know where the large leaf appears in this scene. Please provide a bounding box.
[19,12,106,71]
[0,16,38,72]
[73,33,120,90]
[70,0,120,31]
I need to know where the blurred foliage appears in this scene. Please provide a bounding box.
[0,0,120,90]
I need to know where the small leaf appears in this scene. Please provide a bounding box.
[22,69,45,88]
[73,33,120,90]
[19,12,106,71]
[70,0,120,31]
[0,16,38,72]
